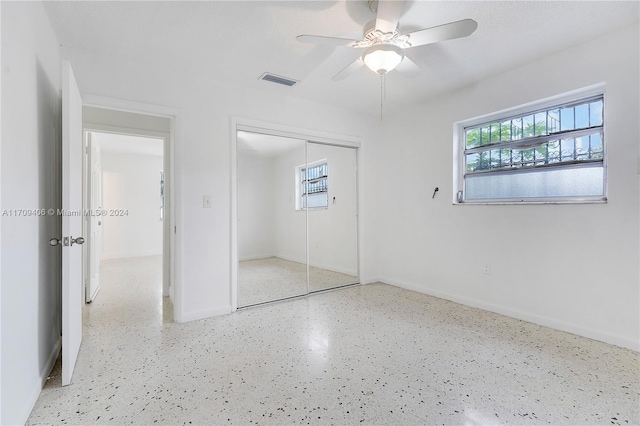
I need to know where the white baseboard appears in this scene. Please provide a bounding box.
[309,261,357,276]
[272,254,305,265]
[238,254,276,262]
[380,277,639,352]
[275,255,357,276]
[180,305,232,323]
[360,276,379,285]
[102,250,162,260]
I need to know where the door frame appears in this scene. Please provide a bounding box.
[84,132,103,303]
[230,117,362,311]
[81,94,182,322]
[82,127,170,298]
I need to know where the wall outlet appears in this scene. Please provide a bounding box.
[483,264,492,275]
[203,195,212,208]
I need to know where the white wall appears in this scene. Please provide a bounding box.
[377,24,640,350]
[101,151,163,259]
[1,2,62,424]
[60,44,381,322]
[237,152,276,260]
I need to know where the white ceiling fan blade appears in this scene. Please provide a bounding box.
[296,34,360,47]
[404,19,478,48]
[375,0,406,34]
[332,57,364,81]
[395,55,421,78]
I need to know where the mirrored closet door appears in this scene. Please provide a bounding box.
[237,132,307,307]
[307,142,358,292]
[236,130,359,308]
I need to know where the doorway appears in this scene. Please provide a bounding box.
[85,131,165,300]
[82,105,174,318]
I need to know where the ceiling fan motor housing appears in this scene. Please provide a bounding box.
[356,19,411,49]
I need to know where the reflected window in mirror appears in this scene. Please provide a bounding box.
[296,160,328,210]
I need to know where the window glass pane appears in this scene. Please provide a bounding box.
[589,100,603,126]
[575,103,589,129]
[481,126,490,144]
[590,134,603,158]
[560,106,575,131]
[306,193,328,208]
[548,109,560,133]
[500,121,511,141]
[500,149,511,168]
[512,118,523,140]
[522,148,536,166]
[490,123,501,142]
[522,115,535,138]
[560,138,576,161]
[575,136,589,160]
[466,153,479,172]
[534,113,547,136]
[547,140,561,163]
[465,165,604,200]
[466,128,481,148]
[534,146,548,165]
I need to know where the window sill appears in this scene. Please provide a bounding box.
[454,198,607,205]
[295,207,329,211]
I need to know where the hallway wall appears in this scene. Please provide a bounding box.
[101,151,164,260]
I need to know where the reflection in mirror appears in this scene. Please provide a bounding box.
[237,131,307,307]
[307,142,358,292]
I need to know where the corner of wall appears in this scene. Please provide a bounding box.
[179,305,232,323]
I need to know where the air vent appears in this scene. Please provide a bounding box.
[259,73,298,87]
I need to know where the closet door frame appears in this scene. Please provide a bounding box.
[231,117,361,311]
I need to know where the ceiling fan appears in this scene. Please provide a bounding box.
[296,0,478,80]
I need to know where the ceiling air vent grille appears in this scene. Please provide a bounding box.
[259,73,298,87]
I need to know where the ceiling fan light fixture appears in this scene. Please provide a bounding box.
[362,43,404,75]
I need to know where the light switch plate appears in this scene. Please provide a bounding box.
[203,195,212,208]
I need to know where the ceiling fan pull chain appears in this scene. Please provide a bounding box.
[383,73,386,101]
[380,75,383,121]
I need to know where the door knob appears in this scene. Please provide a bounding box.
[49,238,61,246]
[71,236,85,246]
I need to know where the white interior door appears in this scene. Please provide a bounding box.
[62,61,84,386]
[86,133,102,302]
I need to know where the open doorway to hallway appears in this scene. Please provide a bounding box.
[86,131,165,302]
[82,105,174,322]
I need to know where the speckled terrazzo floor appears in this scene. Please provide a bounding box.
[28,256,639,425]
[238,257,358,307]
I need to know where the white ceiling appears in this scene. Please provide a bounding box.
[44,1,639,117]
[92,132,164,157]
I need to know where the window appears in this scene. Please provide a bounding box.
[297,161,328,209]
[458,92,605,203]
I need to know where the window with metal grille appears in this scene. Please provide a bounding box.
[297,161,328,209]
[459,93,605,203]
